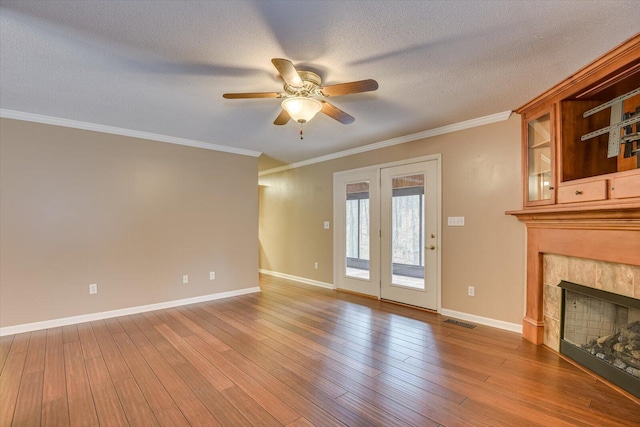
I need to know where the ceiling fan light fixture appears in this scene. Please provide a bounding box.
[281,97,322,123]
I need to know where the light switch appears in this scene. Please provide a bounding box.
[324,221,330,229]
[447,216,465,226]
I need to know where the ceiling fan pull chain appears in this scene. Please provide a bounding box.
[300,123,304,140]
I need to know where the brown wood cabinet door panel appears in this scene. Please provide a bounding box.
[612,173,640,199]
[557,180,608,204]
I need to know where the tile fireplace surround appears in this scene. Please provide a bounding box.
[543,254,640,352]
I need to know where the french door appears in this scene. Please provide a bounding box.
[334,157,440,311]
[380,161,438,309]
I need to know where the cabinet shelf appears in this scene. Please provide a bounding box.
[530,140,551,149]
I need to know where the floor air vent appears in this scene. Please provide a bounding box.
[444,319,476,329]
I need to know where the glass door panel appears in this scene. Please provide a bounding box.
[334,168,379,297]
[345,181,370,280]
[527,113,552,202]
[391,175,425,289]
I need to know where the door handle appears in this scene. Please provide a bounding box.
[427,245,436,250]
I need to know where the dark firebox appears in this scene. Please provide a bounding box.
[559,280,640,399]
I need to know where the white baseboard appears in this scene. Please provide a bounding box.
[259,269,335,289]
[440,308,522,333]
[0,287,261,336]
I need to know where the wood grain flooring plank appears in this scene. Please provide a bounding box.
[219,385,282,427]
[152,309,194,337]
[104,317,125,335]
[218,329,352,401]
[220,349,346,427]
[11,370,44,426]
[224,304,417,369]
[0,334,14,374]
[220,299,343,344]
[271,366,385,427]
[85,356,129,427]
[89,320,132,384]
[8,332,31,354]
[113,377,160,426]
[41,398,70,427]
[76,322,103,360]
[13,328,46,426]
[0,345,28,426]
[63,340,99,426]
[178,333,301,425]
[62,325,79,343]
[110,329,186,422]
[136,342,223,426]
[196,303,270,341]
[254,317,381,377]
[141,310,164,326]
[336,391,421,427]
[169,363,252,427]
[286,417,317,427]
[22,329,47,374]
[164,307,232,352]
[266,342,455,426]
[42,327,69,427]
[127,313,188,367]
[178,305,285,374]
[153,323,234,391]
[180,303,263,346]
[117,315,152,349]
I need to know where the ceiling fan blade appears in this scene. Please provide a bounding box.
[274,109,291,125]
[271,58,304,88]
[321,101,355,124]
[223,92,281,99]
[321,79,379,97]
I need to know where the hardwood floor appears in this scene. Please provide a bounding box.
[1,274,639,426]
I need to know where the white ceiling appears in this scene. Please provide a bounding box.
[1,1,638,171]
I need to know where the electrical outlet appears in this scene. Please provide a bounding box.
[89,283,97,294]
[448,216,465,226]
[323,221,330,230]
[468,286,475,297]
[210,271,216,280]
[314,262,319,270]
[183,275,189,284]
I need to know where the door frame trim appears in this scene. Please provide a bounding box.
[333,154,442,313]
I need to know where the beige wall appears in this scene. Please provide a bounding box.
[259,115,526,325]
[0,118,258,327]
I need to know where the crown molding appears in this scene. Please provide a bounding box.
[259,110,513,176]
[0,109,262,158]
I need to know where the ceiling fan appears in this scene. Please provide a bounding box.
[223,58,378,136]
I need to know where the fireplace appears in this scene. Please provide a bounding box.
[559,280,640,399]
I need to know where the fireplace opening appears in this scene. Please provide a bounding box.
[559,280,640,399]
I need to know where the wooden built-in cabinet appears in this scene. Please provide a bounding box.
[514,34,640,215]
[508,34,640,349]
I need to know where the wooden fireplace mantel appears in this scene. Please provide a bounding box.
[522,219,640,344]
[508,204,640,229]
[509,206,640,344]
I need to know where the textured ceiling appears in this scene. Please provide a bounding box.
[1,1,638,171]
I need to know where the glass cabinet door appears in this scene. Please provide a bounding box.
[526,111,554,205]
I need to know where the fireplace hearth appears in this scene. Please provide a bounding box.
[559,280,640,399]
